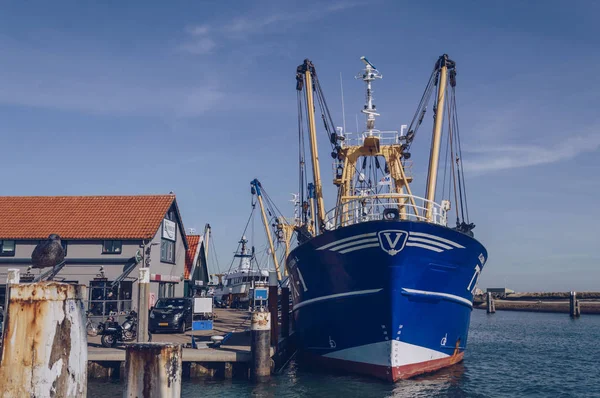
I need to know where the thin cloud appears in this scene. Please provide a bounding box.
[179,24,217,54]
[178,37,216,55]
[181,1,362,54]
[462,131,600,173]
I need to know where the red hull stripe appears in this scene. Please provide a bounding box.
[305,352,465,382]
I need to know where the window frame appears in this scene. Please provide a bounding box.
[102,240,123,254]
[160,239,176,264]
[0,240,16,257]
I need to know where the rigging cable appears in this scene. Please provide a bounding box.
[446,92,461,224]
[226,205,256,273]
[450,86,471,224]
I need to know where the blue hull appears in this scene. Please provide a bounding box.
[286,220,487,382]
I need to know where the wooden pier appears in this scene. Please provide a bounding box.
[87,307,293,380]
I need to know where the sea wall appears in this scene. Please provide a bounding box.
[473,299,600,315]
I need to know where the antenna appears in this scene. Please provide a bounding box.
[340,72,347,133]
[355,114,359,132]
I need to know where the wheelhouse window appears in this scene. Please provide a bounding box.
[161,239,175,263]
[0,240,15,256]
[102,240,122,254]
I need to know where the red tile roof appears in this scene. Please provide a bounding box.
[184,235,202,280]
[0,195,177,240]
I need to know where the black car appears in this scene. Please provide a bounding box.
[149,297,193,334]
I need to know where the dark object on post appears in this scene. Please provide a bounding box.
[250,311,271,382]
[486,292,495,314]
[570,291,581,318]
[31,234,65,269]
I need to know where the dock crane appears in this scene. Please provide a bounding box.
[250,179,297,282]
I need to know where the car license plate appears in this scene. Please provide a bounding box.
[159,322,168,326]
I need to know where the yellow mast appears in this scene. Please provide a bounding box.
[303,63,326,233]
[424,55,451,222]
[251,179,282,281]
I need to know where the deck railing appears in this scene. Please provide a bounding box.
[323,194,448,230]
[339,130,405,147]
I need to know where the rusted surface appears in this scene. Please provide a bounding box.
[125,343,182,398]
[251,311,271,331]
[0,282,87,398]
[250,311,271,382]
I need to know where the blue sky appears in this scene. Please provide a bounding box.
[1,1,598,291]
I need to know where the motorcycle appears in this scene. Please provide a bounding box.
[121,310,137,341]
[101,317,132,348]
[100,311,151,348]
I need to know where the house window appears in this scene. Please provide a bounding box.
[158,282,176,298]
[88,280,133,316]
[61,241,68,256]
[166,209,175,221]
[0,240,15,256]
[102,240,122,254]
[161,239,175,263]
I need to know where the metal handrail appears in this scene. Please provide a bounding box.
[340,130,406,147]
[323,194,447,230]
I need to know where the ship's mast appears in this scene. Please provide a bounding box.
[424,54,455,221]
[251,179,282,281]
[299,60,326,233]
[358,56,382,134]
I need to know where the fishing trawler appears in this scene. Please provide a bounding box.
[286,55,488,381]
[212,236,269,308]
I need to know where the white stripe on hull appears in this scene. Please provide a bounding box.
[317,232,377,251]
[409,232,465,248]
[401,288,473,308]
[322,340,449,367]
[293,288,383,311]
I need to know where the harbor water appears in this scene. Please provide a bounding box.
[88,310,600,397]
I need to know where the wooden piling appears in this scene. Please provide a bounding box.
[487,292,496,314]
[124,343,182,398]
[281,286,290,338]
[570,291,581,318]
[137,267,150,342]
[268,271,279,346]
[250,311,271,382]
[0,282,88,398]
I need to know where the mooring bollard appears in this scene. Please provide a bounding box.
[251,310,271,382]
[487,292,496,314]
[268,271,279,346]
[281,286,290,338]
[124,343,182,398]
[570,291,581,318]
[0,282,88,398]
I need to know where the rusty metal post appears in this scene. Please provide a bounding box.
[0,282,88,398]
[250,310,271,382]
[137,267,150,342]
[487,292,495,314]
[281,286,290,338]
[268,271,278,346]
[124,343,182,398]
